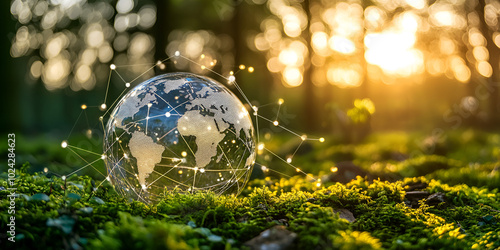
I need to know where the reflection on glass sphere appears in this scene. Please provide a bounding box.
[104,73,256,203]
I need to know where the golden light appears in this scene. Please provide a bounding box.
[44,34,68,59]
[283,13,303,38]
[76,64,92,83]
[439,37,456,55]
[328,35,355,54]
[364,31,423,77]
[477,61,493,78]
[279,49,299,66]
[30,60,43,79]
[330,166,338,172]
[494,32,500,48]
[453,64,471,83]
[429,5,466,29]
[311,31,329,52]
[42,56,71,90]
[469,29,486,46]
[364,6,386,30]
[472,46,489,61]
[267,57,282,73]
[327,65,362,88]
[86,29,104,48]
[432,10,455,26]
[283,67,303,87]
[426,58,446,76]
[404,0,426,9]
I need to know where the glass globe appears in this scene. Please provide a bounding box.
[103,73,256,203]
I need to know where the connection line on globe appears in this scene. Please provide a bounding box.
[56,51,325,201]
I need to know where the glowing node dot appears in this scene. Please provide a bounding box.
[106,176,110,181]
[239,64,246,70]
[319,137,325,143]
[178,170,183,174]
[273,120,279,126]
[141,184,147,190]
[257,143,265,150]
[43,167,48,173]
[252,106,258,112]
[174,51,180,56]
[287,157,292,163]
[301,135,307,141]
[81,104,87,110]
[230,71,234,75]
[261,166,268,171]
[278,98,284,105]
[330,166,338,173]
[181,151,187,157]
[99,116,104,121]
[100,104,107,110]
[228,75,236,82]
[207,126,212,130]
[248,67,254,73]
[232,140,236,144]
[125,82,130,88]
[201,65,206,69]
[296,168,301,172]
[156,60,162,65]
[147,103,153,108]
[201,54,205,59]
[124,153,128,159]
[62,175,67,181]
[61,141,68,148]
[146,116,150,120]
[316,182,321,187]
[194,167,199,172]
[165,112,171,117]
[199,168,205,173]
[110,64,116,70]
[101,154,106,160]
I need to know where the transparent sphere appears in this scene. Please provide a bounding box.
[104,73,256,203]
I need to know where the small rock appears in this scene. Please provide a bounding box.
[405,191,430,200]
[334,208,356,223]
[306,198,317,203]
[426,192,447,206]
[405,191,430,208]
[327,161,368,184]
[404,182,429,192]
[257,203,268,211]
[244,225,297,250]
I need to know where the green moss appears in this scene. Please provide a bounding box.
[2,158,500,249]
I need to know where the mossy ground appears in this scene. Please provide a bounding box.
[1,130,499,249]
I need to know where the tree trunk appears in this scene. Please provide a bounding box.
[477,0,500,126]
[302,0,317,132]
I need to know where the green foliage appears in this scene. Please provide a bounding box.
[347,98,376,124]
[396,155,463,177]
[1,162,500,249]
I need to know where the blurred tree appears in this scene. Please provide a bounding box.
[252,0,500,130]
